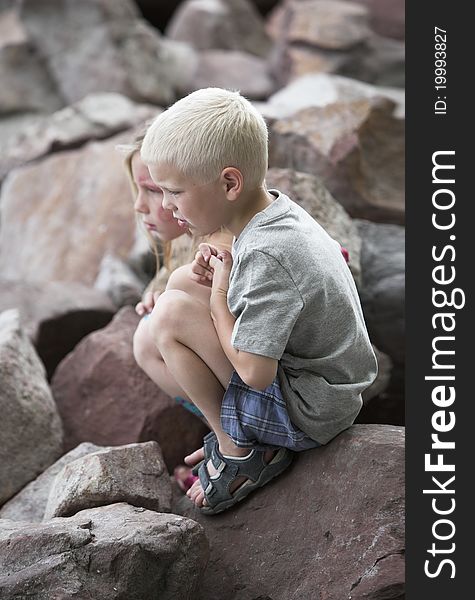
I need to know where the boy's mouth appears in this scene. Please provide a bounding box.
[177,218,190,229]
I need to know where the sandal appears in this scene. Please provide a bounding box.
[197,439,293,515]
[190,431,217,476]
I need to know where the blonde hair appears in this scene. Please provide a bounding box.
[141,88,268,190]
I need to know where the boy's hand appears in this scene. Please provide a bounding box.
[190,243,220,287]
[209,250,233,298]
[135,290,161,317]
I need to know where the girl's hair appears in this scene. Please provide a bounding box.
[121,128,167,275]
[141,88,268,190]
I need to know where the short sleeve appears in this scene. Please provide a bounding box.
[228,250,304,360]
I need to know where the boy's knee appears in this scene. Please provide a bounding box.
[148,289,190,343]
[166,264,192,291]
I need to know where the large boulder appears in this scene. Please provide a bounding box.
[268,97,405,224]
[175,424,405,600]
[0,93,158,181]
[0,310,63,506]
[0,132,138,285]
[356,219,405,365]
[0,9,62,116]
[266,167,362,282]
[51,307,209,473]
[0,278,115,379]
[255,72,405,121]
[189,50,276,100]
[0,443,104,523]
[0,503,209,600]
[347,0,405,40]
[267,0,404,87]
[44,442,172,520]
[166,0,272,57]
[14,0,196,107]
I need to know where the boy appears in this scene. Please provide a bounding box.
[140,88,377,515]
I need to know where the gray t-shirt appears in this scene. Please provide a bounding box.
[227,189,378,445]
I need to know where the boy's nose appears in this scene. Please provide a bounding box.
[162,195,175,211]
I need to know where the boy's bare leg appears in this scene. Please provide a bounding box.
[148,289,275,507]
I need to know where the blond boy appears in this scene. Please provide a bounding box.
[140,88,377,515]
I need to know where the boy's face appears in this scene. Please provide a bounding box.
[147,163,229,236]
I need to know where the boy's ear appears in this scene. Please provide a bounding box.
[221,167,243,200]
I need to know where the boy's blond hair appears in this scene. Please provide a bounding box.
[141,88,268,190]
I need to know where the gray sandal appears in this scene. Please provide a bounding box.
[190,431,217,476]
[197,439,293,515]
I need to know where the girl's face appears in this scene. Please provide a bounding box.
[131,152,186,241]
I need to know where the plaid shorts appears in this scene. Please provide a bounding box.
[220,371,321,452]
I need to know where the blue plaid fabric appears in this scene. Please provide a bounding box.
[220,371,321,451]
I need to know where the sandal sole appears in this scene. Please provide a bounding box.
[199,447,293,515]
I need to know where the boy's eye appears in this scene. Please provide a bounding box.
[169,190,181,196]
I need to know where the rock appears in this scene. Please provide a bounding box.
[0,93,159,181]
[266,167,362,283]
[166,0,272,58]
[44,442,172,520]
[175,424,405,600]
[268,97,405,224]
[0,443,104,523]
[0,9,62,115]
[0,278,115,379]
[0,310,63,506]
[94,252,145,308]
[356,219,405,365]
[255,72,405,121]
[51,307,209,473]
[0,503,209,600]
[189,50,276,100]
[16,0,196,106]
[266,0,404,87]
[348,0,405,40]
[0,132,138,285]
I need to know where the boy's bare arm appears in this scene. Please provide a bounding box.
[209,252,278,391]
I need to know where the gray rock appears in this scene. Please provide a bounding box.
[175,424,405,600]
[0,503,209,600]
[255,72,405,121]
[0,92,158,180]
[266,167,362,283]
[0,310,63,506]
[44,442,172,520]
[16,0,195,106]
[167,0,272,57]
[356,219,405,365]
[94,252,145,308]
[190,49,276,100]
[0,9,62,115]
[0,278,115,379]
[0,443,104,522]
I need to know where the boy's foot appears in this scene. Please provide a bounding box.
[186,446,277,508]
[184,446,205,469]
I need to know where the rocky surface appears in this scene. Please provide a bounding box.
[0,279,115,379]
[44,442,171,520]
[267,0,404,87]
[0,443,104,522]
[269,97,405,224]
[266,167,362,282]
[175,424,405,600]
[94,252,145,308]
[166,0,272,57]
[0,309,63,506]
[190,49,276,100]
[0,93,158,181]
[12,0,195,106]
[0,131,138,286]
[51,307,209,473]
[255,72,405,120]
[0,503,209,600]
[356,219,405,365]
